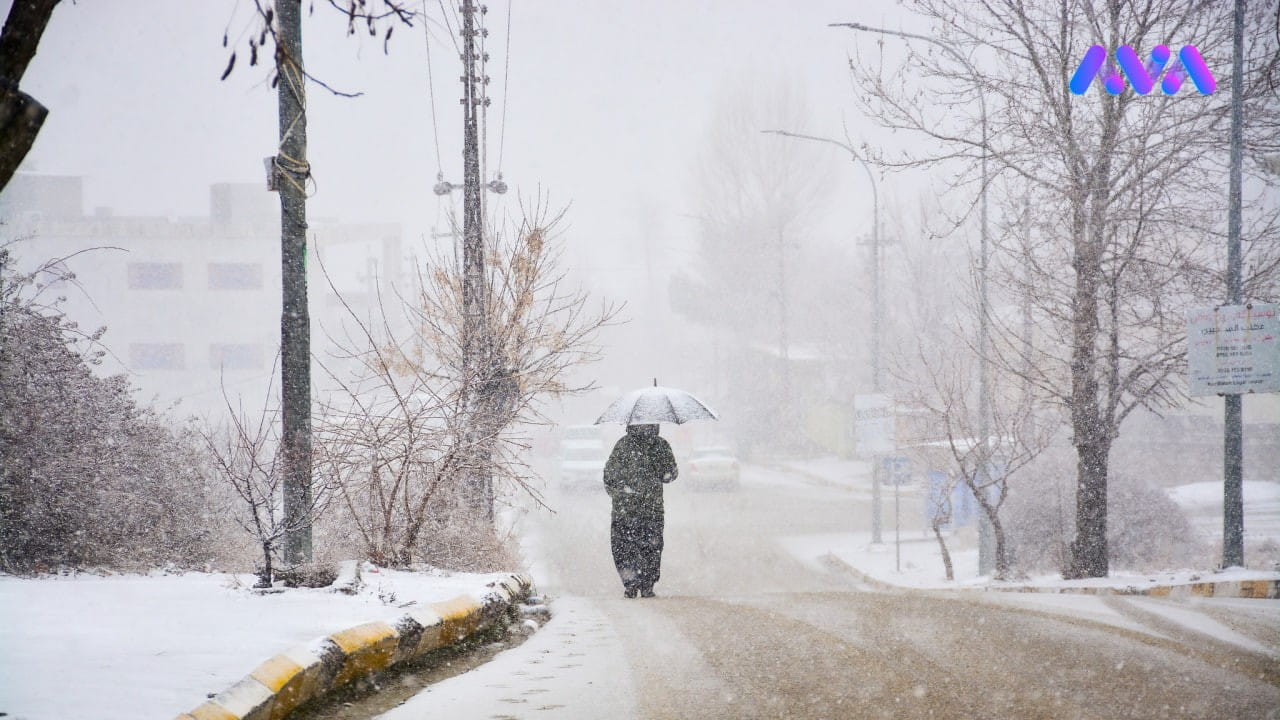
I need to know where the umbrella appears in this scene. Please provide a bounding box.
[595,381,719,425]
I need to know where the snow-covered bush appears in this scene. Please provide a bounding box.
[1005,449,1208,574]
[0,246,223,573]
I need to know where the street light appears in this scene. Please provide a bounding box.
[832,21,996,574]
[762,130,881,392]
[763,128,888,550]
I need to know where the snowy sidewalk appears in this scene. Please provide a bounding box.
[378,595,635,719]
[0,567,516,720]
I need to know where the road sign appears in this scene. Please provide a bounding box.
[1187,304,1280,396]
[854,394,895,456]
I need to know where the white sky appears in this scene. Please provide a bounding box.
[15,0,926,278]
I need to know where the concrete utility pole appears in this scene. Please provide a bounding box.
[1223,0,1245,568]
[274,0,312,566]
[460,0,488,518]
[832,22,993,573]
[430,0,507,520]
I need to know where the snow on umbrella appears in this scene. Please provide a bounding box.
[594,382,719,425]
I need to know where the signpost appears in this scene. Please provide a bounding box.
[883,456,912,571]
[1187,302,1279,568]
[1187,304,1280,396]
[855,394,895,545]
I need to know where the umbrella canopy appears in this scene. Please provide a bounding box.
[595,385,719,425]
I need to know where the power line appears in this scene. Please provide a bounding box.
[421,7,444,177]
[497,0,512,175]
[437,0,461,55]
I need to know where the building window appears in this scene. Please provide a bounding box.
[127,262,183,290]
[208,262,263,290]
[130,343,184,370]
[209,343,263,370]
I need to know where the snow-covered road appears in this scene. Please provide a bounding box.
[370,466,1279,719]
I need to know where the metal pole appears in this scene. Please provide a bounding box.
[831,22,992,572]
[762,129,883,541]
[276,0,312,567]
[1223,0,1245,568]
[894,464,901,572]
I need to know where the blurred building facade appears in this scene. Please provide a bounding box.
[1,173,405,418]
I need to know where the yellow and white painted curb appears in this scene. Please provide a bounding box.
[174,573,533,720]
[823,553,1280,599]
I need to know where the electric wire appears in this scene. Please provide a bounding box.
[496,0,512,176]
[437,0,461,55]
[421,4,444,178]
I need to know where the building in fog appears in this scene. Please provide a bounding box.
[1,173,404,417]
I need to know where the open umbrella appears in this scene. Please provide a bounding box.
[595,381,719,425]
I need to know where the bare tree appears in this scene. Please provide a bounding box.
[313,200,616,568]
[202,367,333,587]
[904,337,1054,580]
[846,0,1280,577]
[672,76,836,452]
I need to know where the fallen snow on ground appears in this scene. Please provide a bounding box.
[0,565,511,720]
[378,595,636,719]
[784,531,1280,591]
[781,531,980,589]
[1127,597,1277,656]
[1166,480,1280,508]
[1166,480,1280,543]
[784,531,1280,658]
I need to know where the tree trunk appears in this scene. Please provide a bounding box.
[1065,69,1121,578]
[256,540,273,588]
[931,521,954,581]
[990,511,1010,580]
[1070,437,1111,577]
[0,0,60,192]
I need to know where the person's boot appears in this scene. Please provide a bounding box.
[640,586,656,598]
[623,587,638,599]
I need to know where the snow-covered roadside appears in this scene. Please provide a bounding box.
[1167,480,1280,544]
[377,595,635,719]
[0,566,513,720]
[782,531,1280,657]
[784,530,1280,592]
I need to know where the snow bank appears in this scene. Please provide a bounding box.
[0,566,512,720]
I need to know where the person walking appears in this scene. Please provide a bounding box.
[603,423,678,598]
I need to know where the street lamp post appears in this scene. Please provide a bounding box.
[831,21,995,574]
[763,129,885,547]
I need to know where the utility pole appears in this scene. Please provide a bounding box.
[274,0,312,566]
[460,0,488,518]
[763,129,883,543]
[431,0,507,520]
[1223,0,1245,568]
[832,21,994,573]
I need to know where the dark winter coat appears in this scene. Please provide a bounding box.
[603,425,678,593]
[603,426,678,522]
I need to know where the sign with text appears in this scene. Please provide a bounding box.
[854,394,896,456]
[1186,304,1280,396]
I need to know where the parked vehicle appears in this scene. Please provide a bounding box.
[684,446,740,490]
[557,424,607,491]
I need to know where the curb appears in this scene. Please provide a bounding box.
[175,573,533,720]
[822,553,1280,599]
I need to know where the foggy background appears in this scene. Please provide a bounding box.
[4,0,1276,470]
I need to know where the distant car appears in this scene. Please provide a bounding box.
[684,446,740,490]
[557,425,606,491]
